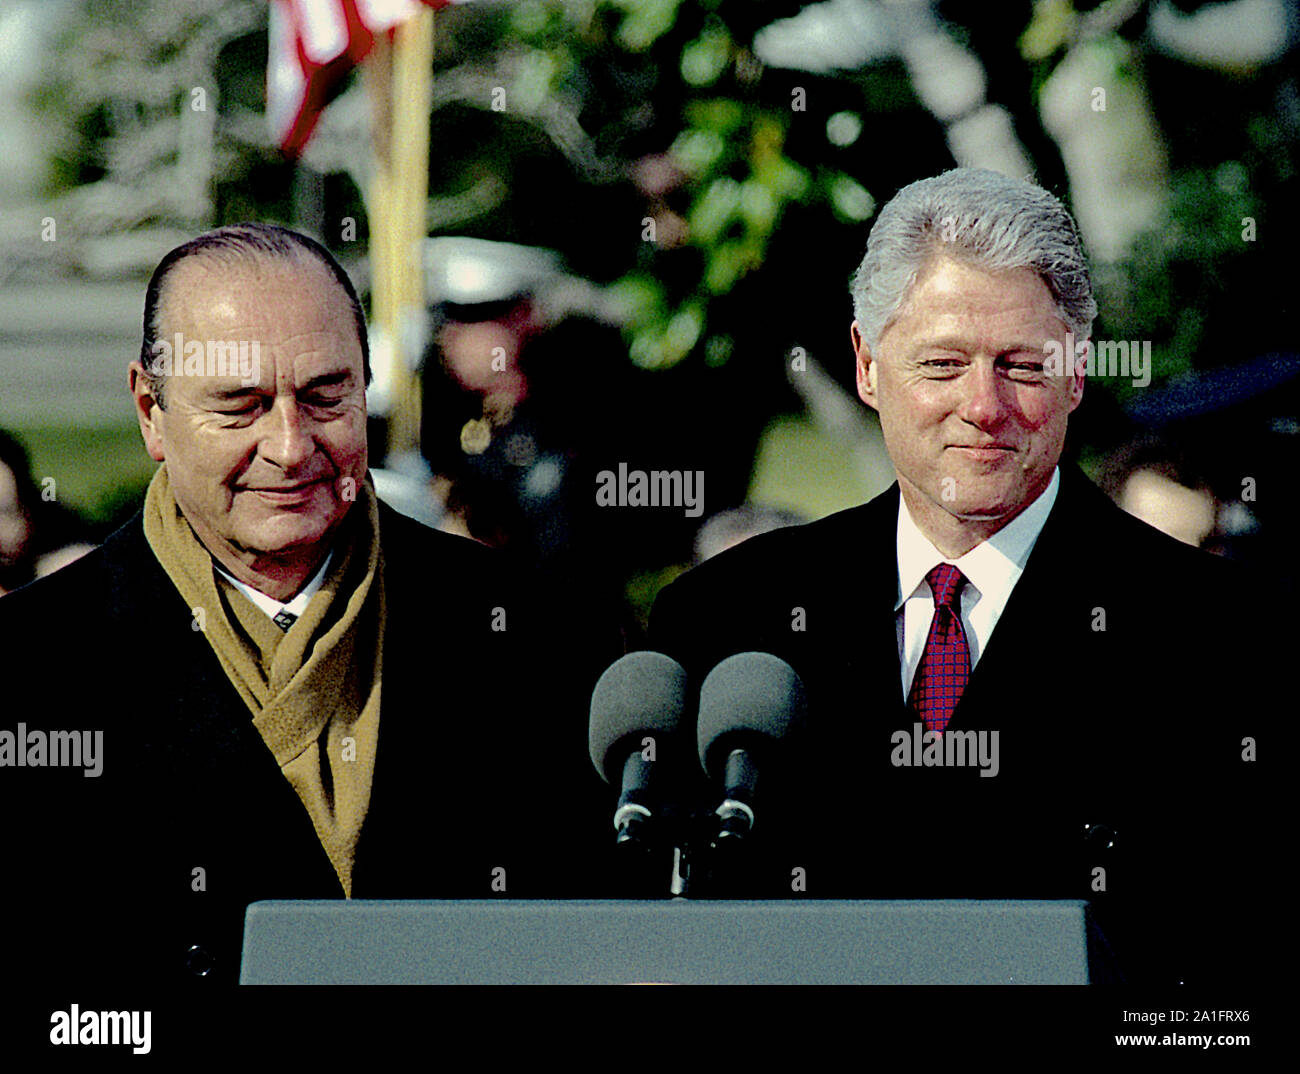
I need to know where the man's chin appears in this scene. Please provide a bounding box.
[930,488,1024,524]
[231,516,341,560]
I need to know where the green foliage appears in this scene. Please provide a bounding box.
[591,7,819,369]
[1095,162,1265,401]
[1018,0,1296,427]
[33,0,1295,426]
[608,0,688,52]
[31,0,263,225]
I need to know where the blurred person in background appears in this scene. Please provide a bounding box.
[0,428,94,595]
[691,504,806,564]
[421,288,554,551]
[1097,437,1219,549]
[417,239,707,644]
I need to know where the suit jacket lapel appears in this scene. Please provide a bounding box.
[801,485,907,752]
[850,485,908,712]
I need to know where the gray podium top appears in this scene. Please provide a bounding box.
[240,899,1099,985]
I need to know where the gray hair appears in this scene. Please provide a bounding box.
[850,168,1096,351]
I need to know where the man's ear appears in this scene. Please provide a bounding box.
[128,362,166,463]
[852,321,878,410]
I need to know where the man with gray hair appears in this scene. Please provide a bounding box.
[651,168,1265,985]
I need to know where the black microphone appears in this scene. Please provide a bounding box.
[697,652,807,843]
[588,651,689,846]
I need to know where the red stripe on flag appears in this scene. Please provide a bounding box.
[268,0,451,157]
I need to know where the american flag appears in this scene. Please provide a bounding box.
[267,0,454,156]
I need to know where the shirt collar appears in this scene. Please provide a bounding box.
[214,550,334,621]
[894,467,1059,611]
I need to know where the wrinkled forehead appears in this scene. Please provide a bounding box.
[154,254,365,397]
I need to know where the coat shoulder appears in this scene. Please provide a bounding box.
[1056,468,1249,599]
[376,500,553,606]
[656,490,895,605]
[378,501,496,567]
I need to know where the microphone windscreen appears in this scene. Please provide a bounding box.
[697,652,807,775]
[588,651,689,784]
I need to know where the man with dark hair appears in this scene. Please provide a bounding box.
[650,170,1268,985]
[1,224,614,990]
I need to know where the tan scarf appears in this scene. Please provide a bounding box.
[142,465,385,896]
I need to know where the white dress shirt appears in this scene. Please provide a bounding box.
[895,468,1060,698]
[214,551,333,625]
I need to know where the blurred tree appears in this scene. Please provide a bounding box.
[32,0,265,264]
[23,0,1297,530]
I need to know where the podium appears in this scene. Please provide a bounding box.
[240,899,1114,984]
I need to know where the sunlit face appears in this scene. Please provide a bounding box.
[854,255,1084,542]
[130,256,368,585]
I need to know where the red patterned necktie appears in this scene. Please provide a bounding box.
[907,564,971,733]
